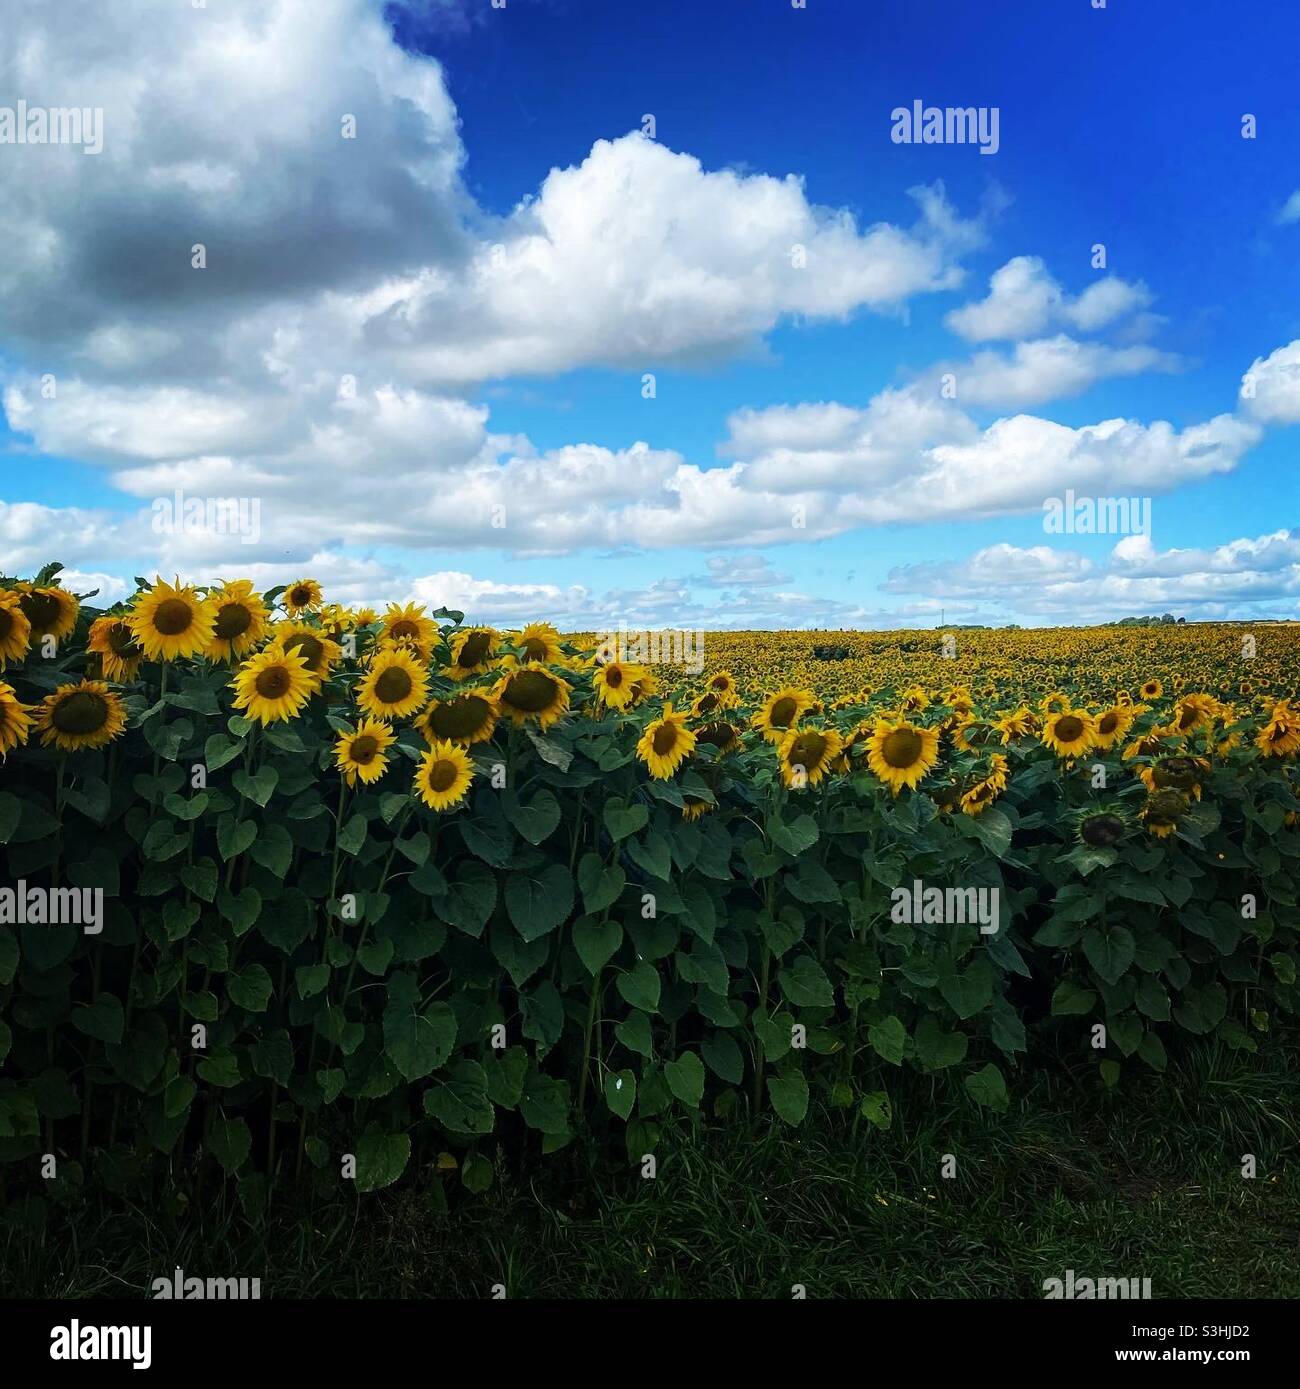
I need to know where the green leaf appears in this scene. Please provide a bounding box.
[938,957,994,1020]
[603,1069,637,1121]
[217,815,257,861]
[422,1060,494,1135]
[767,1070,809,1125]
[354,1133,411,1193]
[616,959,661,1013]
[867,1014,907,1066]
[778,954,834,1008]
[506,789,562,845]
[768,812,818,856]
[337,812,368,857]
[663,1051,705,1108]
[963,1063,1008,1112]
[1082,925,1135,985]
[504,863,574,941]
[1050,980,1097,1016]
[859,1090,893,1131]
[913,1014,968,1071]
[382,972,458,1080]
[578,853,626,914]
[232,766,278,807]
[208,1114,252,1174]
[250,821,293,877]
[701,1030,744,1084]
[614,1009,654,1058]
[72,994,125,1045]
[604,797,649,842]
[573,917,623,976]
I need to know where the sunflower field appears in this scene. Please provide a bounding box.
[1,565,1298,1203]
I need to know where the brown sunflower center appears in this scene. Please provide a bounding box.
[695,722,736,749]
[1147,789,1187,823]
[18,591,61,630]
[457,631,491,666]
[880,728,923,769]
[1054,715,1085,742]
[289,585,314,607]
[350,734,380,765]
[504,670,556,712]
[215,602,253,640]
[1081,813,1124,848]
[604,666,624,688]
[768,696,797,727]
[427,696,491,739]
[710,676,730,692]
[651,722,680,756]
[787,732,827,767]
[285,633,324,669]
[152,598,195,636]
[428,758,459,793]
[0,608,12,639]
[53,689,109,735]
[255,665,292,700]
[375,666,414,704]
[1097,711,1120,736]
[695,692,718,713]
[108,622,142,656]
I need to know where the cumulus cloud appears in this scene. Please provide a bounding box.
[944,255,1151,342]
[941,335,1179,408]
[1242,339,1300,424]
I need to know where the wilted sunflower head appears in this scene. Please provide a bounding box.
[417,692,498,746]
[37,679,127,752]
[1077,810,1127,849]
[1143,788,1190,838]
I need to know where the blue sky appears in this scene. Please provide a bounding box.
[1,0,1297,627]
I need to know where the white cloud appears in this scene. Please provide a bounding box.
[1276,191,1300,225]
[944,335,1178,408]
[1242,339,1300,423]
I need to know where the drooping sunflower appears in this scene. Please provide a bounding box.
[593,660,648,712]
[1039,690,1073,716]
[637,702,696,779]
[703,671,740,709]
[1040,710,1096,759]
[87,615,145,682]
[752,686,815,744]
[357,644,429,721]
[1075,807,1129,849]
[37,679,127,752]
[865,719,941,795]
[492,667,571,729]
[1171,693,1219,735]
[442,626,499,682]
[993,706,1036,743]
[681,796,714,822]
[512,622,563,666]
[693,719,743,756]
[382,603,440,660]
[627,667,658,705]
[1143,788,1190,839]
[690,690,724,718]
[283,578,324,616]
[777,725,843,789]
[0,591,32,668]
[334,717,396,787]
[128,578,216,661]
[416,692,499,746]
[16,584,79,642]
[414,739,475,812]
[231,644,316,724]
[951,717,998,753]
[1139,754,1211,799]
[277,622,343,685]
[205,580,270,662]
[0,681,34,755]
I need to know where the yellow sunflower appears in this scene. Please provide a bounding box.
[206,580,270,662]
[994,707,1036,743]
[594,660,648,711]
[703,671,740,709]
[512,622,563,666]
[777,725,843,788]
[353,607,379,628]
[637,702,696,779]
[276,622,343,685]
[334,717,396,787]
[1039,690,1072,716]
[1139,754,1209,800]
[357,644,429,721]
[693,719,743,756]
[416,692,499,746]
[1040,710,1096,759]
[1256,706,1300,758]
[753,686,815,744]
[1140,679,1163,700]
[37,680,127,752]
[382,602,440,659]
[681,796,713,822]
[865,719,941,795]
[128,578,216,661]
[492,667,571,729]
[1091,705,1133,751]
[442,626,499,682]
[0,592,32,668]
[87,615,145,682]
[0,681,34,755]
[960,753,1009,816]
[283,578,324,616]
[414,740,475,812]
[900,685,930,713]
[16,584,79,642]
[232,644,316,724]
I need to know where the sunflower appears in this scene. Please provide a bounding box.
[382,603,440,659]
[693,719,743,756]
[753,686,815,744]
[627,667,658,705]
[1139,754,1210,799]
[594,660,648,712]
[128,578,216,661]
[87,615,145,682]
[414,740,475,812]
[690,690,724,718]
[777,725,843,788]
[1091,705,1133,751]
[206,580,270,662]
[334,717,396,787]
[0,681,34,755]
[442,626,499,682]
[1256,706,1300,758]
[0,592,32,668]
[994,706,1036,743]
[1075,808,1129,849]
[900,685,929,713]
[1122,728,1170,761]
[492,667,571,729]
[1040,710,1096,759]
[681,796,713,822]
[1039,690,1072,716]
[1140,679,1163,701]
[637,702,696,779]
[416,692,498,746]
[283,578,323,616]
[512,621,564,666]
[1171,693,1218,734]
[232,644,316,724]
[277,622,343,684]
[357,644,429,721]
[16,584,79,642]
[951,717,998,753]
[865,719,941,795]
[1143,788,1189,839]
[353,607,379,628]
[960,753,1009,816]
[704,671,740,709]
[36,679,127,752]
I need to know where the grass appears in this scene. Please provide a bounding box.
[5,1036,1297,1298]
